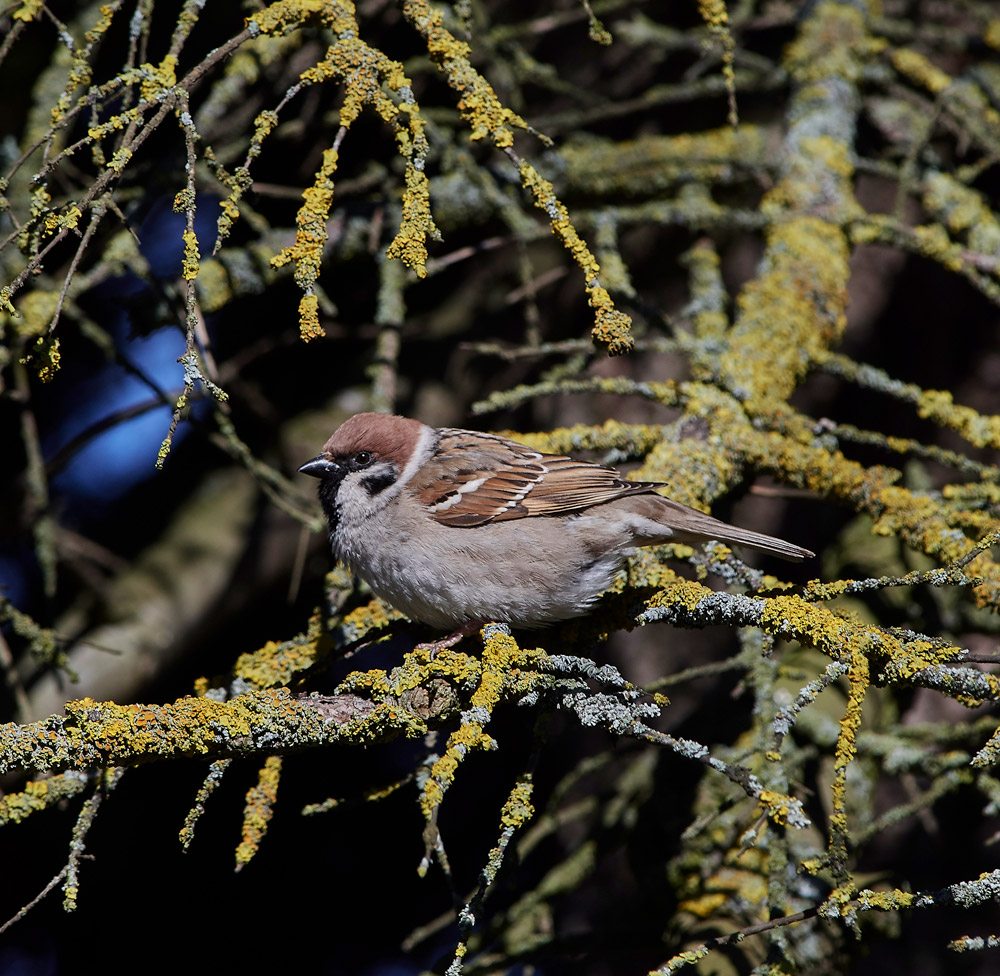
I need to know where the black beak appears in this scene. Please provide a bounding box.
[298,455,342,479]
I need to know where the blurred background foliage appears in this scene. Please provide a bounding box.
[2,0,1000,973]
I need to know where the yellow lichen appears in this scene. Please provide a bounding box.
[2,290,58,335]
[721,216,850,404]
[758,787,800,826]
[109,147,132,173]
[828,643,869,865]
[402,0,527,144]
[12,0,42,21]
[247,0,330,36]
[234,755,283,868]
[259,3,436,330]
[986,20,1000,52]
[20,335,61,381]
[498,779,535,829]
[561,127,767,196]
[518,161,633,354]
[915,389,1000,449]
[892,48,952,94]
[0,774,89,825]
[784,3,884,84]
[0,690,345,772]
[140,53,177,102]
[181,230,200,281]
[417,629,542,823]
[233,632,323,690]
[384,164,437,278]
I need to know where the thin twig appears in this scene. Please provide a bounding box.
[0,865,72,936]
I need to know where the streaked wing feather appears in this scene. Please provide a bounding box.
[413,430,664,527]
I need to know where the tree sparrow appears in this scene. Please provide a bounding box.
[299,413,813,643]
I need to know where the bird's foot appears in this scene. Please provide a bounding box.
[415,620,483,658]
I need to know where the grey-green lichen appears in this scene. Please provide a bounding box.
[0,689,406,776]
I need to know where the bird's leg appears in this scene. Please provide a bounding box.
[415,619,483,657]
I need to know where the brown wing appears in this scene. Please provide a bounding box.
[414,428,664,527]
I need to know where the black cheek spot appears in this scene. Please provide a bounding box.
[361,471,397,496]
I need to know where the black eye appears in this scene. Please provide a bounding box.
[353,451,373,467]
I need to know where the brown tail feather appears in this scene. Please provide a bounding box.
[628,494,814,562]
[682,521,814,561]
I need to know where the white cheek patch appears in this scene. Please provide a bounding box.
[427,477,488,512]
[396,424,438,489]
